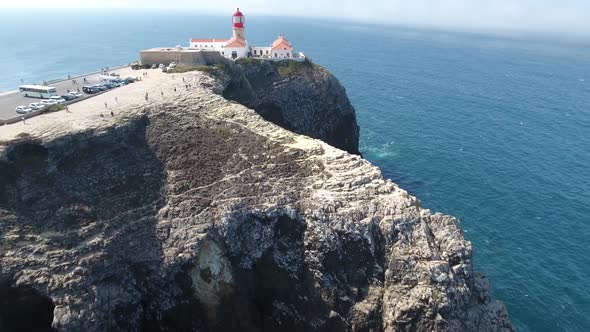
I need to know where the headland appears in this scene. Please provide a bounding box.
[0,59,512,331]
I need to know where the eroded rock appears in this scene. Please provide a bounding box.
[0,67,512,331]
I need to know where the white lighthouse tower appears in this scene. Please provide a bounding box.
[232,8,246,39]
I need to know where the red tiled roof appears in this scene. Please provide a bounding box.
[271,35,293,50]
[225,36,247,48]
[191,38,229,43]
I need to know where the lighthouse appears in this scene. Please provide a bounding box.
[186,8,303,61]
[232,8,246,39]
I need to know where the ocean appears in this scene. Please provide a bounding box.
[1,9,589,331]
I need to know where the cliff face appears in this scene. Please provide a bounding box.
[0,66,511,332]
[222,59,361,155]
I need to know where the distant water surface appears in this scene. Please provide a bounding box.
[1,9,589,332]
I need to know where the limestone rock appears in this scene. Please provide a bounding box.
[222,59,361,155]
[0,67,512,331]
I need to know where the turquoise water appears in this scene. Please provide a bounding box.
[1,10,589,331]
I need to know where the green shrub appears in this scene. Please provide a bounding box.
[236,57,262,65]
[46,104,65,112]
[166,65,211,74]
[274,59,312,76]
[213,63,228,72]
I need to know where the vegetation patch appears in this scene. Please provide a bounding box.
[273,59,313,76]
[46,104,65,113]
[236,58,263,65]
[213,63,228,72]
[167,65,212,74]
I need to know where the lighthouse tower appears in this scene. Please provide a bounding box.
[232,8,246,39]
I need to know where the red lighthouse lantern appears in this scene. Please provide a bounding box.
[233,8,245,28]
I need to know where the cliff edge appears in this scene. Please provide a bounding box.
[0,64,511,331]
[222,59,361,155]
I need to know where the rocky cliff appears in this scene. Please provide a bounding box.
[0,64,512,332]
[221,59,361,155]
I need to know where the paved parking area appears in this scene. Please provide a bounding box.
[0,66,140,121]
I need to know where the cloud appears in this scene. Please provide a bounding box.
[2,0,590,36]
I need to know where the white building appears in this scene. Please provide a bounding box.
[189,8,303,61]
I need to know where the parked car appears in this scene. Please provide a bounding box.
[103,82,118,89]
[40,99,58,106]
[49,96,66,104]
[151,64,158,69]
[158,64,165,69]
[16,106,33,114]
[169,62,177,68]
[68,92,84,98]
[61,95,77,101]
[123,77,136,84]
[84,84,106,93]
[29,102,46,110]
[82,86,98,94]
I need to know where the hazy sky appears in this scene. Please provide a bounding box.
[3,0,590,36]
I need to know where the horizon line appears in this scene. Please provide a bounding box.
[1,7,590,40]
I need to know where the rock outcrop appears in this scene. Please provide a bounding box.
[0,65,512,331]
[222,59,361,155]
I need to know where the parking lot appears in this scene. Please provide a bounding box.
[0,66,139,121]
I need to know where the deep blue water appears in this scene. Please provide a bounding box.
[1,9,589,331]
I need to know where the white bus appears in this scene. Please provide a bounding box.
[19,85,58,98]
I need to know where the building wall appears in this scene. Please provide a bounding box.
[223,47,249,59]
[251,47,271,57]
[271,49,293,59]
[140,50,181,66]
[140,50,230,66]
[189,41,226,50]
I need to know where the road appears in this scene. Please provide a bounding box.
[0,66,141,121]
